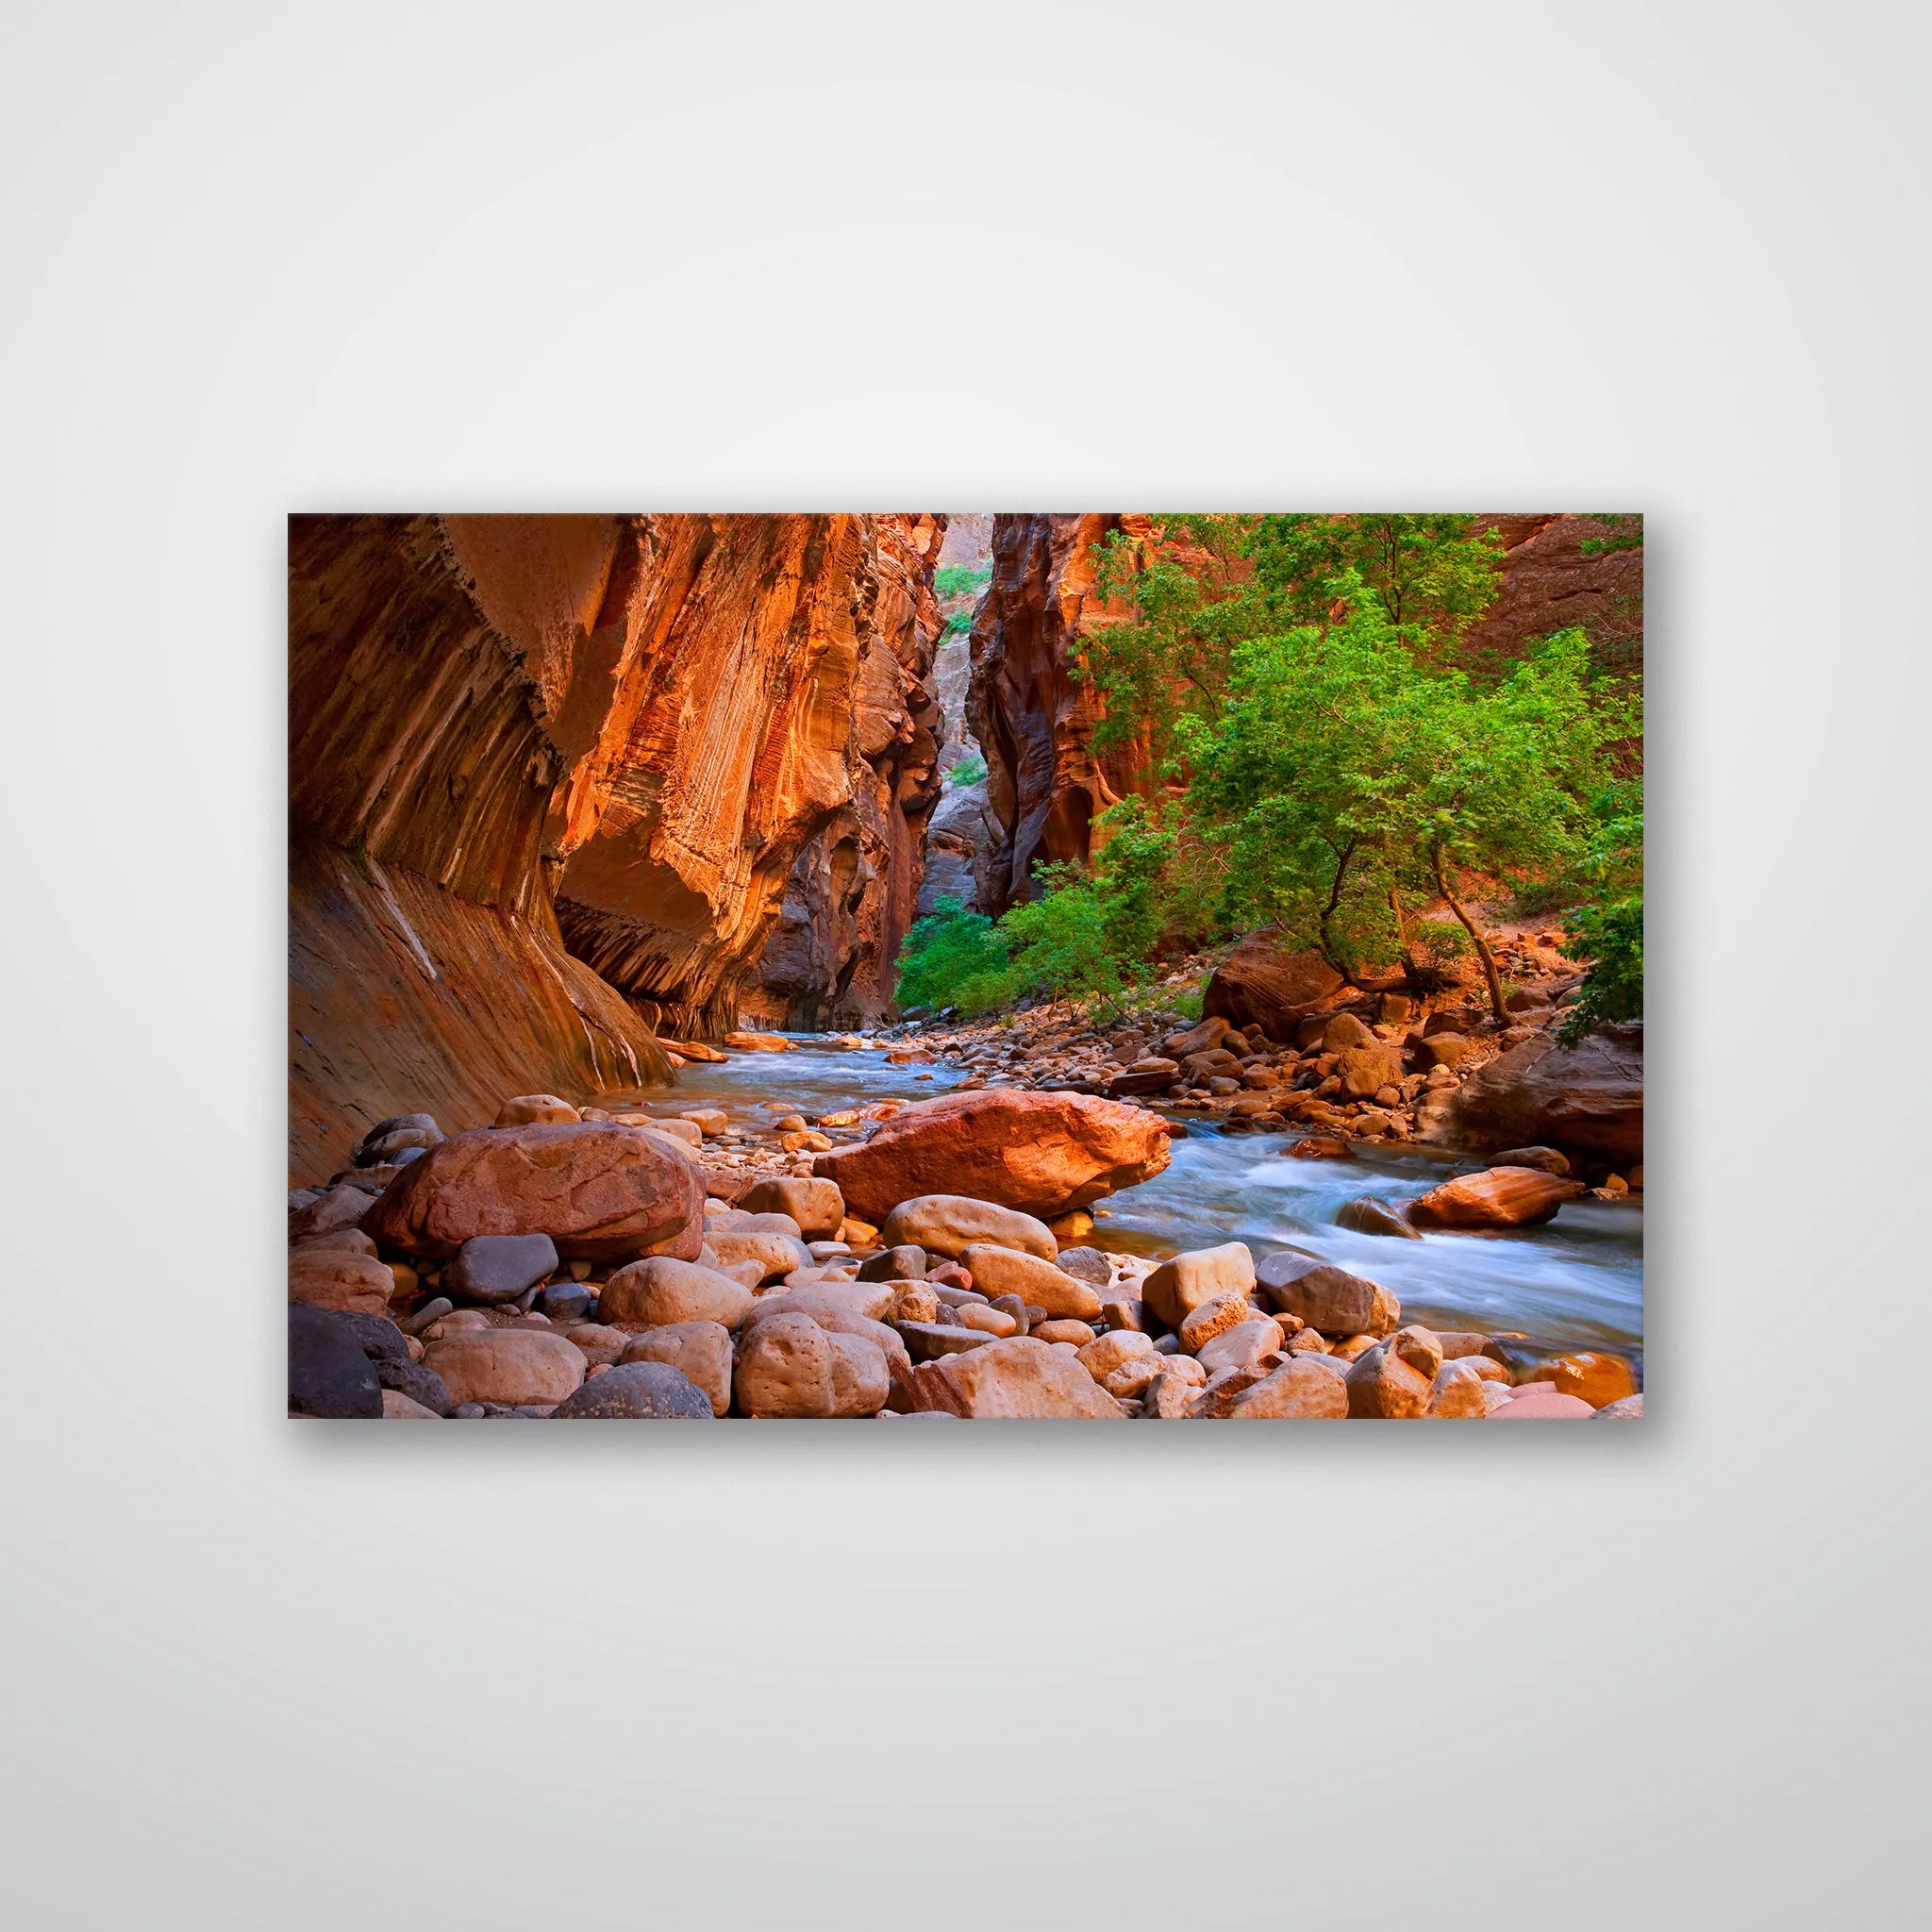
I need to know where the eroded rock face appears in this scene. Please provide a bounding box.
[966,514,1159,914]
[290,513,948,1180]
[1440,1024,1643,1164]
[814,1090,1172,1224]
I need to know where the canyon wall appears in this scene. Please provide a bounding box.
[965,513,1163,916]
[740,515,949,1028]
[290,512,945,1177]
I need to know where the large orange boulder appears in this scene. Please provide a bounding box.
[812,1090,1171,1223]
[1405,1165,1585,1231]
[1440,1024,1642,1163]
[362,1123,703,1262]
[1203,928,1346,1041]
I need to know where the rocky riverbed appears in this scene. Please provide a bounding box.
[289,970,1643,1422]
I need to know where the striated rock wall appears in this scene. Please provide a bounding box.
[290,512,947,1174]
[288,512,676,1182]
[740,514,947,1028]
[965,513,1158,917]
[1466,514,1644,679]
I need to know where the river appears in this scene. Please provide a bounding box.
[620,1036,1644,1367]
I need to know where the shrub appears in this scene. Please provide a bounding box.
[946,750,987,788]
[893,898,1014,1017]
[935,562,992,599]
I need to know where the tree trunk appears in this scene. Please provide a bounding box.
[1318,839,1365,988]
[1432,844,1506,1023]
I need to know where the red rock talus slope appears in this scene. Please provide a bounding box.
[741,515,948,1027]
[290,513,947,1177]
[965,514,1161,914]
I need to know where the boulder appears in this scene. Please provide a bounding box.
[287,1247,394,1316]
[1425,1360,1491,1418]
[351,1112,442,1166]
[1107,1058,1179,1098]
[704,1228,813,1282]
[955,1302,1018,1338]
[812,1090,1170,1222]
[423,1328,587,1407]
[740,1176,845,1239]
[375,1356,453,1416]
[958,1245,1103,1322]
[724,1031,794,1052]
[1335,1043,1405,1099]
[1202,929,1346,1039]
[907,1337,1124,1419]
[1055,1246,1113,1287]
[743,1296,911,1381]
[896,1322,998,1361]
[857,1243,927,1282]
[1034,1319,1096,1347]
[550,1361,715,1418]
[442,1232,558,1307]
[1594,1393,1644,1419]
[361,1124,703,1262]
[734,1313,886,1417]
[1416,1032,1478,1071]
[1220,1357,1350,1419]
[494,1094,579,1126]
[1491,1145,1572,1176]
[381,1390,441,1418]
[879,1195,1057,1261]
[1345,1341,1433,1418]
[1162,1016,1230,1058]
[1176,1293,1260,1356]
[1324,1012,1374,1051]
[636,1117,703,1149]
[1405,1166,1585,1230]
[618,1322,735,1415]
[1334,1197,1422,1240]
[1142,1243,1257,1329]
[1076,1329,1156,1380]
[1440,1024,1643,1162]
[1492,1387,1595,1420]
[562,1324,629,1366]
[598,1257,754,1329]
[1195,1318,1287,1377]
[289,1183,374,1241]
[1521,1352,1638,1409]
[679,1108,729,1137]
[1254,1253,1398,1337]
[288,1303,382,1417]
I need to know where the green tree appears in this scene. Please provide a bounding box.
[1248,513,1505,657]
[1558,786,1643,1039]
[1180,577,1625,1021]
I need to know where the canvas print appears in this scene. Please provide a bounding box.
[289,513,1643,1422]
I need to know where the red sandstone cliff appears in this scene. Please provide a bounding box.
[290,512,946,1178]
[741,515,949,1027]
[965,514,1160,916]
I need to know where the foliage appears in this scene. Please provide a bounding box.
[934,562,992,599]
[1558,788,1644,1040]
[1247,514,1506,658]
[1076,515,1264,766]
[946,750,987,788]
[1576,514,1643,558]
[892,898,1013,1017]
[941,607,974,640]
[1178,579,1631,1015]
[998,876,1133,1015]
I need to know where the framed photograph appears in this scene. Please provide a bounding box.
[289,512,1642,1423]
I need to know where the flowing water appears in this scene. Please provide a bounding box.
[613,1037,1644,1362]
